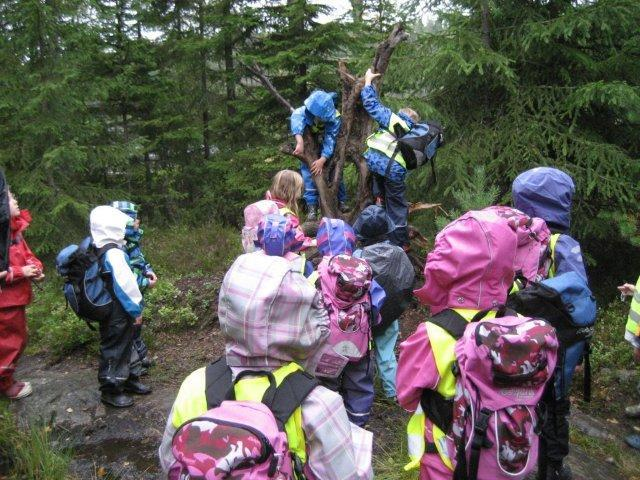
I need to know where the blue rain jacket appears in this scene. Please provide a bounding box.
[124,226,154,290]
[360,85,415,182]
[290,90,341,160]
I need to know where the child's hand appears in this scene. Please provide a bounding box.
[364,68,381,86]
[21,265,39,278]
[146,272,158,288]
[0,271,6,280]
[134,316,143,326]
[618,283,636,296]
[311,157,326,176]
[33,273,45,282]
[293,135,305,156]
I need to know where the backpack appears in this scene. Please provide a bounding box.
[390,120,443,191]
[0,170,9,272]
[483,206,551,285]
[169,357,319,480]
[314,255,375,377]
[434,309,558,480]
[506,271,597,400]
[354,243,414,333]
[55,237,117,326]
[242,200,279,253]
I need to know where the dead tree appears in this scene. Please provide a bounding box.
[246,24,409,220]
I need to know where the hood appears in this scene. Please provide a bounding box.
[256,214,303,255]
[414,210,518,314]
[219,253,330,369]
[304,90,338,122]
[352,205,395,243]
[512,167,575,232]
[317,218,356,256]
[110,200,138,220]
[11,210,32,235]
[90,205,131,248]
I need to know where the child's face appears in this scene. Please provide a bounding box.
[8,191,20,217]
[133,218,140,229]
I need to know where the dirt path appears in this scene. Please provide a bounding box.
[10,309,633,479]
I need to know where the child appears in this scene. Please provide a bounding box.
[90,205,150,407]
[266,169,314,248]
[158,253,373,479]
[619,277,640,449]
[360,68,419,249]
[311,218,377,428]
[352,205,415,400]
[290,90,347,220]
[0,190,44,400]
[396,210,518,479]
[111,201,157,370]
[512,167,588,480]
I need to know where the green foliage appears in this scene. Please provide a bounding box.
[0,401,72,479]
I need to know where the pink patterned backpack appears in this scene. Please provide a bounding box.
[170,358,319,480]
[449,309,559,480]
[483,206,551,284]
[241,200,279,253]
[314,254,374,377]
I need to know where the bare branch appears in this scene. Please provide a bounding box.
[244,62,295,113]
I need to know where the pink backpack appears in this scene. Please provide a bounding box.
[314,255,374,377]
[169,358,319,480]
[483,206,551,284]
[449,310,558,480]
[241,200,279,253]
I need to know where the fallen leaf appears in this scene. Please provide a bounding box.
[97,467,106,477]
[606,418,619,424]
[66,408,74,413]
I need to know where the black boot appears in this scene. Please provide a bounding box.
[101,391,134,408]
[339,202,349,213]
[547,463,572,480]
[123,379,152,395]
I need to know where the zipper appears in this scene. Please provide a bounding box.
[174,415,274,466]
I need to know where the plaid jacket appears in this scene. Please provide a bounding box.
[159,254,372,479]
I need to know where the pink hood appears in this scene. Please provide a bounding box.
[414,210,518,314]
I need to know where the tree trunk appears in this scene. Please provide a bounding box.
[480,0,491,48]
[221,0,236,117]
[198,1,210,161]
[350,0,364,22]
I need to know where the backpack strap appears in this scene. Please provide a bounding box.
[419,310,469,433]
[204,356,233,409]
[428,309,468,340]
[266,370,319,429]
[467,408,493,480]
[583,341,592,402]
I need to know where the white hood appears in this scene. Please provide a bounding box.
[90,205,130,248]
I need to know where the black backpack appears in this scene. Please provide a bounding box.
[390,121,444,189]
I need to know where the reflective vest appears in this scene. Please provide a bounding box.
[405,309,498,472]
[548,233,560,278]
[171,362,307,464]
[626,276,640,339]
[365,113,410,169]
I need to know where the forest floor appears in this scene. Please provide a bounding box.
[7,273,640,479]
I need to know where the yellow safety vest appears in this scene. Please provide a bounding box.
[171,362,307,464]
[366,113,410,169]
[405,309,498,471]
[548,233,560,279]
[626,276,640,338]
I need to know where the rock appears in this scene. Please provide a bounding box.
[571,410,615,440]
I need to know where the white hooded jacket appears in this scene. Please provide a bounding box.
[90,206,143,318]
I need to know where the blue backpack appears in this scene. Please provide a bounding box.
[55,237,117,327]
[507,271,597,400]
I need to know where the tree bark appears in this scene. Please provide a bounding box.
[198,1,210,161]
[480,0,491,48]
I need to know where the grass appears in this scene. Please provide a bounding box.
[0,400,73,479]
